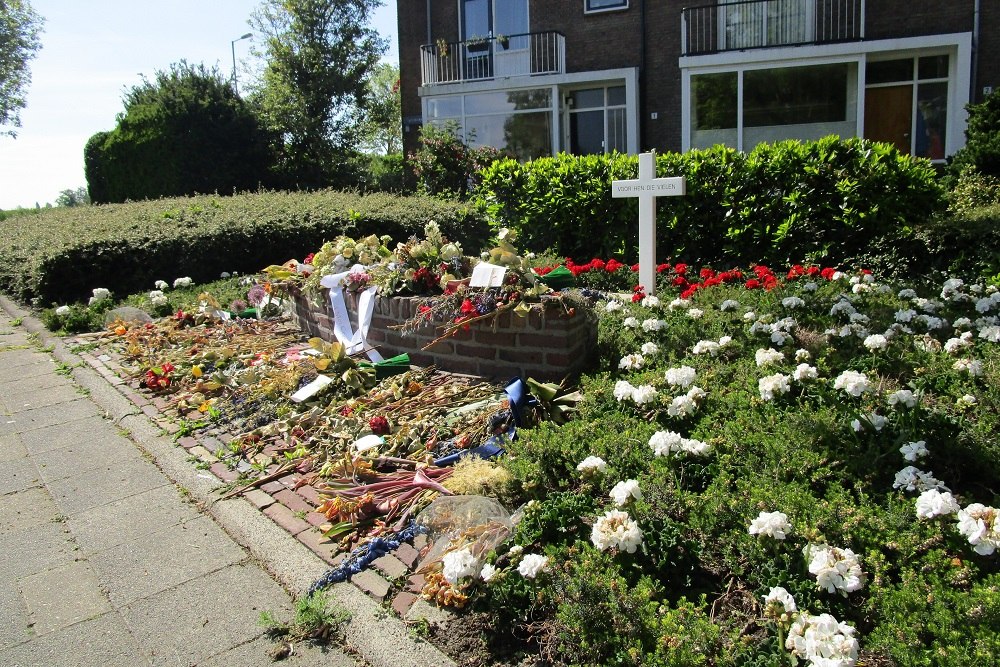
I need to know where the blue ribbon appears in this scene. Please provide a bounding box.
[433,377,534,466]
[308,521,426,596]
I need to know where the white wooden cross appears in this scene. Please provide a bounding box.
[611,151,686,296]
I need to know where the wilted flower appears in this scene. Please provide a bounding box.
[953,358,983,376]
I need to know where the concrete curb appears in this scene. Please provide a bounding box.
[0,294,457,667]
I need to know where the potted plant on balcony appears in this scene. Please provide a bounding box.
[466,35,489,53]
[435,37,449,57]
[496,34,509,50]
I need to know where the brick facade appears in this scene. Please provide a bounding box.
[399,0,995,155]
[289,289,598,382]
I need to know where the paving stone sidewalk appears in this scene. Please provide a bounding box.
[0,309,363,667]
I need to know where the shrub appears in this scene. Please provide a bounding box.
[475,137,946,271]
[409,122,508,199]
[948,87,1000,179]
[85,62,274,204]
[0,190,488,304]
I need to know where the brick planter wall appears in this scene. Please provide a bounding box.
[288,289,597,381]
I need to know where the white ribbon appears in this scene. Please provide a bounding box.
[319,266,384,362]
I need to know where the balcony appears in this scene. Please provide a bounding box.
[420,31,565,86]
[681,0,864,56]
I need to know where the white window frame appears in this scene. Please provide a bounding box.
[584,0,628,15]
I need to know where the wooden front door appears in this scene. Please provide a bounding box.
[865,85,913,154]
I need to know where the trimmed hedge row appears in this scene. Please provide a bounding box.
[0,190,488,304]
[476,136,946,269]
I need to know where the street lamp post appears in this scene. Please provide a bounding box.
[231,33,252,95]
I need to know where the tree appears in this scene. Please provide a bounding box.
[55,186,89,207]
[249,0,386,188]
[948,87,1000,180]
[0,0,44,137]
[355,61,401,155]
[85,62,274,203]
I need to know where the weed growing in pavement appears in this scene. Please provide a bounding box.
[10,317,22,326]
[259,591,351,654]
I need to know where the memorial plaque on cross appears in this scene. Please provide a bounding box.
[611,151,686,296]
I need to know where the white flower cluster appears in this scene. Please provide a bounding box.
[664,365,697,388]
[154,279,169,291]
[851,413,886,432]
[623,316,639,328]
[785,612,859,667]
[979,325,1000,342]
[863,334,889,351]
[517,553,550,578]
[804,544,865,595]
[956,394,978,408]
[613,380,658,405]
[577,456,608,475]
[688,308,705,319]
[642,318,666,332]
[899,440,928,462]
[604,300,623,313]
[759,373,792,401]
[668,386,706,417]
[719,299,740,311]
[591,509,643,553]
[641,342,660,355]
[640,295,660,308]
[88,287,111,305]
[55,305,71,316]
[833,370,871,397]
[748,511,792,540]
[915,489,960,520]
[442,547,480,584]
[619,353,645,371]
[887,389,917,409]
[755,348,785,367]
[668,298,690,311]
[173,276,193,288]
[893,466,948,493]
[691,335,733,356]
[762,586,797,618]
[648,430,711,457]
[793,363,818,382]
[782,296,806,309]
[953,358,983,376]
[610,479,642,506]
[148,290,168,307]
[943,331,974,354]
[956,503,1000,555]
[479,563,497,582]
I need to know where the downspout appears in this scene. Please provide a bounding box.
[639,0,646,151]
[971,0,980,102]
[427,0,433,45]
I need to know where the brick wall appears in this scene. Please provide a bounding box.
[289,289,598,382]
[866,1,973,40]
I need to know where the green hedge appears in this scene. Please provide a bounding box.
[476,137,946,268]
[0,190,488,304]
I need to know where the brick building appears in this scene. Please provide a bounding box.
[398,1,999,163]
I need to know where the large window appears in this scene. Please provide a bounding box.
[690,62,857,150]
[424,88,554,161]
[567,85,627,155]
[864,55,949,161]
[720,0,813,50]
[585,0,628,13]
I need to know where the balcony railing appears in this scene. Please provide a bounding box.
[681,0,864,56]
[420,31,565,86]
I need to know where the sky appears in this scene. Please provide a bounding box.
[0,0,399,210]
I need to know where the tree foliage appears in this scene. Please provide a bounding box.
[55,186,89,207]
[85,61,273,204]
[0,0,44,137]
[249,0,386,189]
[355,61,401,155]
